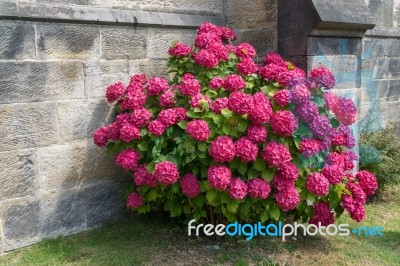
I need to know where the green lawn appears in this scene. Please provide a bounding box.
[1,187,399,266]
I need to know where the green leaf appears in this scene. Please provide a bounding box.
[198,142,208,152]
[187,109,200,118]
[247,167,259,179]
[221,108,233,118]
[164,200,175,211]
[146,161,156,173]
[238,163,247,176]
[237,120,248,133]
[213,114,225,125]
[206,190,217,202]
[227,201,239,213]
[270,204,281,220]
[222,124,231,135]
[147,189,158,201]
[177,121,188,129]
[330,118,340,128]
[254,159,267,171]
[260,208,269,222]
[261,168,275,182]
[137,141,148,151]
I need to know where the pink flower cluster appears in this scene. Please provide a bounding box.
[126,192,143,208]
[154,161,179,186]
[180,174,201,198]
[186,119,210,141]
[209,136,236,162]
[309,202,335,226]
[270,111,299,137]
[262,142,292,168]
[115,148,140,171]
[208,165,232,190]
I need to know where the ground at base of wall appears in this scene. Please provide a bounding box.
[0,186,399,266]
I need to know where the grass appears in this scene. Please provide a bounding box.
[1,186,399,266]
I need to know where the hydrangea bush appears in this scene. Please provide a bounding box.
[93,22,378,225]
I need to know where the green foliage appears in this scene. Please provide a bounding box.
[360,124,400,188]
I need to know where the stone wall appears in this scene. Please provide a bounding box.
[0,0,226,253]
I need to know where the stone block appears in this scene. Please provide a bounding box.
[57,99,107,142]
[0,22,36,60]
[361,58,387,79]
[84,180,127,229]
[37,141,123,191]
[395,10,400,27]
[129,59,169,78]
[378,80,400,101]
[0,197,41,251]
[365,0,394,27]
[0,102,59,151]
[384,101,400,124]
[363,37,385,58]
[0,150,38,201]
[40,189,86,238]
[386,59,400,79]
[384,38,400,58]
[147,28,194,59]
[308,37,362,56]
[235,27,277,59]
[0,1,18,17]
[37,23,100,60]
[101,27,146,60]
[227,0,277,29]
[307,55,361,89]
[0,61,84,104]
[84,60,129,99]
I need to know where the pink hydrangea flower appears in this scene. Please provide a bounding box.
[273,172,296,192]
[106,122,120,140]
[208,42,229,61]
[115,148,140,171]
[189,94,211,109]
[275,187,300,211]
[324,92,339,112]
[333,98,357,125]
[294,100,319,123]
[197,22,222,36]
[259,63,288,82]
[273,89,290,107]
[356,170,378,196]
[237,58,259,75]
[93,127,109,147]
[209,77,224,90]
[235,137,258,162]
[228,178,248,200]
[271,111,299,137]
[130,108,152,128]
[290,83,311,104]
[262,142,292,168]
[309,66,335,89]
[105,82,125,103]
[209,136,236,162]
[263,52,286,66]
[299,138,323,158]
[154,161,179,186]
[180,173,201,198]
[159,90,176,107]
[223,74,246,92]
[306,173,330,196]
[220,26,236,41]
[173,107,188,121]
[228,92,254,115]
[194,49,219,68]
[121,88,146,111]
[186,119,210,141]
[147,77,169,96]
[126,192,143,208]
[210,97,229,114]
[134,164,157,187]
[309,115,331,138]
[247,178,271,199]
[322,165,344,185]
[246,124,267,143]
[180,73,201,96]
[168,41,192,57]
[120,123,141,142]
[249,92,272,124]
[277,162,299,181]
[130,74,147,85]
[195,32,220,49]
[207,165,232,190]
[148,120,166,136]
[309,202,334,226]
[158,108,178,127]
[235,43,256,58]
